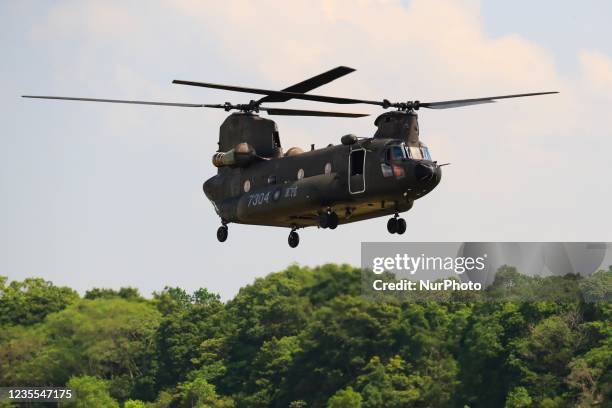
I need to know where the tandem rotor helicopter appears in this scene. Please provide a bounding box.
[23,66,557,247]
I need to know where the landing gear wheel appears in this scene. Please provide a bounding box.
[396,218,406,234]
[328,212,339,229]
[387,217,398,234]
[318,213,330,229]
[319,211,339,229]
[288,230,300,248]
[217,225,228,242]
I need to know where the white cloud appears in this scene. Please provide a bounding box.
[579,49,612,92]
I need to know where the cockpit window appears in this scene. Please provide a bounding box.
[407,146,423,159]
[421,146,432,160]
[385,145,406,161]
[405,145,432,160]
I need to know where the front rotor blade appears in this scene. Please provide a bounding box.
[22,95,204,107]
[423,100,495,109]
[420,91,558,109]
[260,107,368,118]
[172,79,383,106]
[258,66,355,104]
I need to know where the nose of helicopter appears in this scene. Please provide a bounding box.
[412,161,442,194]
[414,162,436,181]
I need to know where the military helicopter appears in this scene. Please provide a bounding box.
[23,66,557,247]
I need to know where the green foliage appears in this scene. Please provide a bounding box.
[0,298,161,401]
[123,400,146,408]
[176,374,234,408]
[62,375,119,408]
[504,386,532,408]
[0,265,609,407]
[0,276,79,326]
[241,335,301,406]
[154,287,225,389]
[327,386,362,408]
[580,267,612,302]
[152,286,219,315]
[84,287,143,301]
[357,355,422,407]
[509,315,578,400]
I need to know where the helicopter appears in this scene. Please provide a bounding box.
[23,66,557,247]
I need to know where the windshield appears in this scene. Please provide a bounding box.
[421,146,432,160]
[406,145,432,160]
[385,145,406,161]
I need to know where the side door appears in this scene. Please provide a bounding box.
[348,148,366,194]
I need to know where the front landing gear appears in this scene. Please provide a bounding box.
[288,229,300,248]
[387,214,406,235]
[217,223,228,242]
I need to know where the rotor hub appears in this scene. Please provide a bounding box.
[393,100,420,111]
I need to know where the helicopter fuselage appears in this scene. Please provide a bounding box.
[203,136,442,229]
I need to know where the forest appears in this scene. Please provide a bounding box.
[0,264,610,407]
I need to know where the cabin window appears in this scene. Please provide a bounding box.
[324,162,332,175]
[297,168,304,180]
[267,175,277,185]
[350,150,365,176]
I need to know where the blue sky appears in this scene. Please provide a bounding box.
[482,1,612,71]
[1,1,611,298]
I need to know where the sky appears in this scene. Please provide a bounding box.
[1,0,611,299]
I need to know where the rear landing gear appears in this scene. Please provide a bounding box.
[387,214,406,235]
[288,229,300,248]
[319,210,339,229]
[217,223,228,242]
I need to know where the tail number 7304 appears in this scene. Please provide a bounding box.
[248,192,271,207]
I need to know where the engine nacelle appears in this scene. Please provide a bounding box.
[212,142,257,168]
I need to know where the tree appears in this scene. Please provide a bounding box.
[1,265,609,406]
[280,297,400,406]
[152,286,194,315]
[222,266,313,395]
[155,288,226,388]
[356,356,424,408]
[0,276,79,326]
[241,336,301,406]
[0,324,50,385]
[458,305,509,406]
[505,387,532,408]
[566,345,611,406]
[0,298,161,401]
[123,400,146,408]
[62,375,119,408]
[177,374,234,407]
[580,268,612,303]
[510,315,578,399]
[327,387,362,408]
[84,287,143,301]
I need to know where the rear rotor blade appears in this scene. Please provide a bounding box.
[420,91,559,109]
[22,95,204,107]
[258,66,355,104]
[260,107,367,118]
